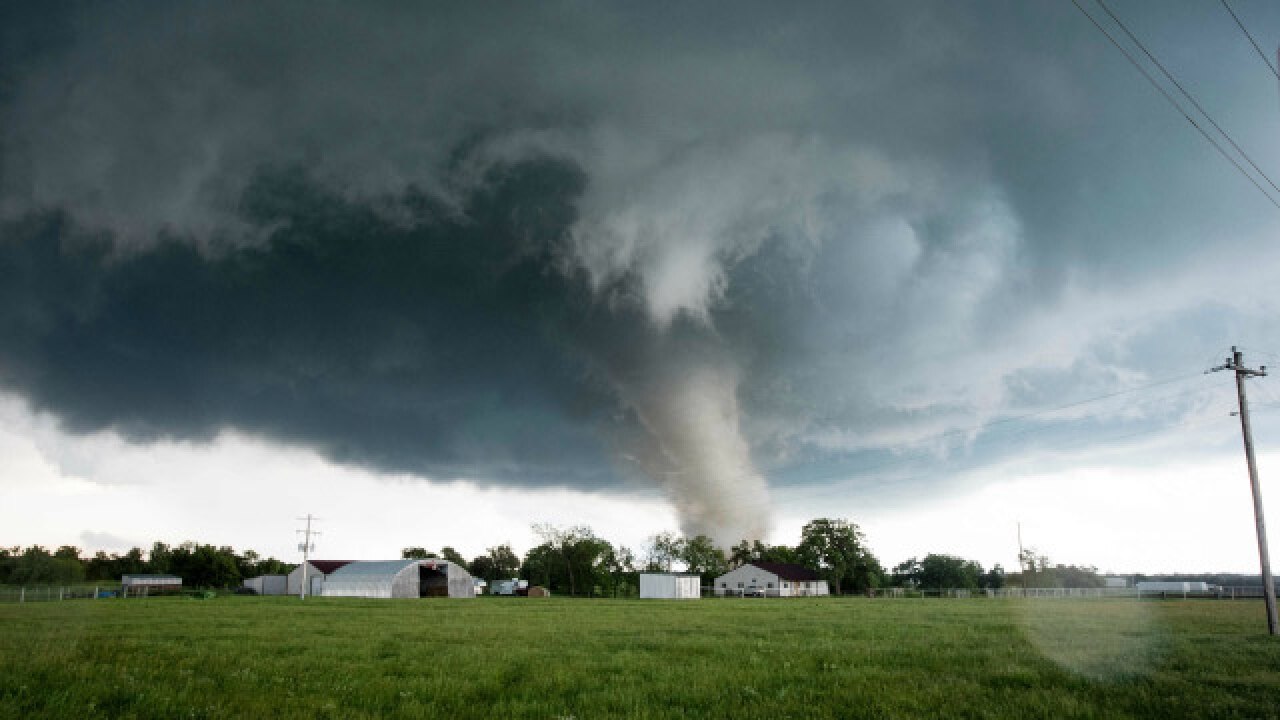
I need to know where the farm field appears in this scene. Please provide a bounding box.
[1,597,1278,719]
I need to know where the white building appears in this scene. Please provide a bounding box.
[321,559,475,599]
[639,573,701,599]
[286,560,353,597]
[243,574,288,595]
[121,574,182,596]
[713,562,830,597]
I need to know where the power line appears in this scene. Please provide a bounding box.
[1093,0,1280,201]
[1069,0,1280,210]
[1219,0,1280,81]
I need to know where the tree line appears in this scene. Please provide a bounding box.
[405,518,1101,597]
[0,543,293,588]
[3,517,1104,593]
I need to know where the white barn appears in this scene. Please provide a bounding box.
[286,560,353,597]
[639,573,701,599]
[713,562,830,597]
[321,559,475,599]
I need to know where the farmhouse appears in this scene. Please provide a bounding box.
[286,560,353,596]
[321,559,475,599]
[714,562,829,597]
[639,573,701,599]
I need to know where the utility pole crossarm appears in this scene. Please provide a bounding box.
[1209,346,1277,636]
[296,515,322,600]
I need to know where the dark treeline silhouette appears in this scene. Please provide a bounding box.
[0,543,293,588]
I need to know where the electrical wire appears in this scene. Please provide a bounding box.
[1219,0,1280,81]
[1093,0,1280,201]
[1069,0,1280,210]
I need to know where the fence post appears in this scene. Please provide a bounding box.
[19,587,24,603]
[59,587,64,601]
[94,586,99,600]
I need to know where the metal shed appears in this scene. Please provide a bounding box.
[640,573,701,599]
[321,559,475,599]
[243,574,288,595]
[121,574,182,596]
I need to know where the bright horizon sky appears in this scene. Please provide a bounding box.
[3,2,1280,576]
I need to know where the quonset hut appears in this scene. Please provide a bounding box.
[321,559,475,599]
[287,560,353,596]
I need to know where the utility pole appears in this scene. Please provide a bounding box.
[1209,347,1277,635]
[296,515,321,600]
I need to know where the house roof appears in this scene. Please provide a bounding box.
[748,562,822,582]
[309,560,354,574]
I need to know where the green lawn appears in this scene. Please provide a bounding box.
[1,597,1277,719]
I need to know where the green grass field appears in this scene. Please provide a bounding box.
[1,597,1277,719]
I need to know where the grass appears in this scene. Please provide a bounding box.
[0,597,1278,719]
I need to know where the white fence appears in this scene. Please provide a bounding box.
[0,585,112,603]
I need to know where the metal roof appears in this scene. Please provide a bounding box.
[326,559,459,578]
[308,560,354,574]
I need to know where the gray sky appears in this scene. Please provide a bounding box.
[2,1,1279,572]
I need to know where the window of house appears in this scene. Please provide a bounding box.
[720,582,726,588]
[737,582,743,588]
[767,582,774,589]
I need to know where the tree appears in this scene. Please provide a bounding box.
[917,554,982,591]
[644,532,684,572]
[401,547,438,559]
[797,518,881,594]
[727,539,799,567]
[981,564,1006,589]
[469,554,497,583]
[680,535,727,585]
[532,523,609,597]
[487,544,520,579]
[440,546,468,567]
[607,545,637,597]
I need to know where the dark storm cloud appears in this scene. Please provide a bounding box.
[0,157,632,486]
[3,1,1279,538]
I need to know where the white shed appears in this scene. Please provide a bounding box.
[713,562,830,597]
[243,574,288,595]
[639,573,701,599]
[321,559,475,599]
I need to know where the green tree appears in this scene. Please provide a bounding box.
[680,535,727,585]
[797,518,881,594]
[644,532,684,572]
[917,554,983,591]
[469,554,497,582]
[487,544,520,579]
[440,546,468,567]
[401,547,438,559]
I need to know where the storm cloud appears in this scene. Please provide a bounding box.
[3,2,1279,544]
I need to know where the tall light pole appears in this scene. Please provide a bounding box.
[1210,347,1277,635]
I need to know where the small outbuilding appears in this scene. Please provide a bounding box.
[714,562,829,597]
[121,574,182,596]
[321,559,475,599]
[639,573,701,599]
[243,574,288,595]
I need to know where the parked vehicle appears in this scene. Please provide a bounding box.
[492,578,529,596]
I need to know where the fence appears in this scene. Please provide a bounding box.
[0,584,116,603]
